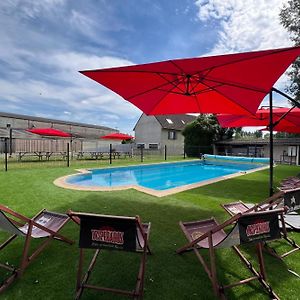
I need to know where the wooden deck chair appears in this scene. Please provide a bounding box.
[68,210,151,300]
[279,176,300,190]
[222,192,285,216]
[222,190,300,259]
[177,209,286,300]
[0,204,73,293]
[280,187,300,232]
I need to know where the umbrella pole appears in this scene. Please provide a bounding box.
[272,87,300,108]
[269,91,274,196]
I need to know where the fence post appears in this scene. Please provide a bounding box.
[6,124,13,157]
[141,146,143,163]
[109,144,112,165]
[4,138,8,172]
[164,145,167,161]
[70,138,73,160]
[67,143,70,167]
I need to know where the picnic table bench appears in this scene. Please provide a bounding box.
[17,152,67,161]
[76,151,125,160]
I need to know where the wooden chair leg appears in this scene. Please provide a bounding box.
[0,272,18,294]
[53,235,74,245]
[208,233,220,298]
[75,248,84,300]
[256,243,266,281]
[0,234,17,251]
[75,249,100,299]
[135,249,147,300]
[19,223,33,277]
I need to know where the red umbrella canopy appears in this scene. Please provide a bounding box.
[217,108,300,128]
[261,124,300,134]
[26,128,72,137]
[80,46,300,116]
[101,133,134,140]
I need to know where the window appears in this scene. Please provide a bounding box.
[288,146,297,157]
[137,143,145,149]
[149,143,158,149]
[168,130,177,140]
[166,118,173,124]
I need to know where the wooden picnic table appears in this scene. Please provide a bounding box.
[17,151,67,161]
[76,151,130,160]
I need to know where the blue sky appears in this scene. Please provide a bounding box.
[0,0,294,134]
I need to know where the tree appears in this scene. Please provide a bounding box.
[234,127,243,139]
[121,139,133,144]
[280,1,300,102]
[275,131,300,138]
[254,130,263,138]
[182,114,234,157]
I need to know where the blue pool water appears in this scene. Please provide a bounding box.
[66,160,264,191]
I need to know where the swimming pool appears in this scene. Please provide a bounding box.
[56,160,268,196]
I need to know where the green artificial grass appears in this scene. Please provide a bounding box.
[0,161,299,300]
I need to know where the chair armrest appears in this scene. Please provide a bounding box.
[67,210,81,225]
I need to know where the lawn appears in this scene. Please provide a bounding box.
[0,161,299,300]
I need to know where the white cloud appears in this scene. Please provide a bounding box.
[1,0,295,135]
[0,2,137,135]
[68,10,117,47]
[49,52,133,74]
[0,1,139,132]
[195,0,291,54]
[0,47,141,134]
[195,0,236,21]
[0,0,66,19]
[194,0,294,107]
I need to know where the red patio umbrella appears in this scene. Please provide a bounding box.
[101,133,134,140]
[26,128,72,137]
[217,108,300,128]
[80,46,300,116]
[261,124,300,134]
[217,107,300,194]
[80,46,300,197]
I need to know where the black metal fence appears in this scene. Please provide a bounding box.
[0,139,215,172]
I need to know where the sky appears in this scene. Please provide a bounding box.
[0,0,295,134]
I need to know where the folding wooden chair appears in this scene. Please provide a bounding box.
[222,192,285,215]
[281,187,300,214]
[222,190,300,259]
[279,176,300,191]
[177,209,285,300]
[68,210,151,300]
[0,204,73,293]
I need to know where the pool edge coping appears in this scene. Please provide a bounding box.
[53,161,270,197]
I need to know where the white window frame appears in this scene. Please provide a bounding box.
[168,130,177,140]
[137,143,145,149]
[149,143,159,149]
[288,146,297,157]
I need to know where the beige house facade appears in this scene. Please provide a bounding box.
[134,114,197,155]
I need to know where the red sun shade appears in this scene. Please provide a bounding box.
[217,107,300,129]
[27,128,72,137]
[101,133,134,140]
[261,124,300,133]
[80,46,300,116]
